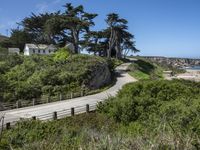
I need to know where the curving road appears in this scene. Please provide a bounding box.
[1,63,137,125]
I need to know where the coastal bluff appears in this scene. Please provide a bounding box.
[142,56,200,67]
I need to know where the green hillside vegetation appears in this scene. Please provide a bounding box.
[0,46,8,55]
[128,59,163,80]
[0,54,113,102]
[1,80,199,149]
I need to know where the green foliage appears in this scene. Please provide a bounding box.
[0,3,138,59]
[0,54,111,102]
[1,109,199,149]
[0,113,118,149]
[110,58,123,68]
[0,46,8,55]
[128,59,163,80]
[98,80,200,134]
[0,29,33,51]
[19,3,98,53]
[1,80,199,149]
[53,47,70,62]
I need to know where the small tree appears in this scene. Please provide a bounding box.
[53,47,71,62]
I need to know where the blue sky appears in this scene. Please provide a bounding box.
[0,0,200,58]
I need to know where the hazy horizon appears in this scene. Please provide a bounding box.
[0,0,200,58]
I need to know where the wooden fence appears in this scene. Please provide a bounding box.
[0,90,87,111]
[0,103,97,131]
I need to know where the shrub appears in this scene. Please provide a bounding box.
[53,47,71,62]
[1,54,111,102]
[98,80,200,135]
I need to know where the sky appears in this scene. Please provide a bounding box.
[0,0,200,58]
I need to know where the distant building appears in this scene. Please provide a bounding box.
[24,44,57,56]
[8,48,20,54]
[65,42,75,53]
[0,34,8,42]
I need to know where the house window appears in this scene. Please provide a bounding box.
[43,50,45,53]
[38,50,40,53]
[49,50,51,53]
[33,49,35,53]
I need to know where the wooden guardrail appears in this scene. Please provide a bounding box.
[0,90,88,111]
[0,103,97,131]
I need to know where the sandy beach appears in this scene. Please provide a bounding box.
[170,69,200,82]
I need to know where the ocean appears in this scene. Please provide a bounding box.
[185,66,200,70]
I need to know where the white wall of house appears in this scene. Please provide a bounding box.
[24,44,56,56]
[24,45,30,56]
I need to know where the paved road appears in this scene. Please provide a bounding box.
[1,63,137,124]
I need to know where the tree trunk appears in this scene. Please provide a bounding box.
[114,30,122,59]
[72,29,79,53]
[107,27,116,59]
[115,37,121,59]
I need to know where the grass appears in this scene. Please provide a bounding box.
[128,58,164,80]
[129,70,150,80]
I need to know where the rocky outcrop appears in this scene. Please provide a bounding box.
[87,63,111,89]
[143,56,200,67]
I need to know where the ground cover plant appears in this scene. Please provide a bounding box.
[128,59,163,80]
[1,79,199,149]
[0,54,113,103]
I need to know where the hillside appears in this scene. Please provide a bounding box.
[0,54,113,103]
[128,59,163,80]
[1,79,199,149]
[128,58,185,80]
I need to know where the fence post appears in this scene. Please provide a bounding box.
[70,92,73,99]
[81,90,84,97]
[32,98,36,106]
[53,112,57,120]
[59,93,62,101]
[32,116,36,120]
[86,104,90,113]
[47,96,50,103]
[71,107,75,116]
[6,122,11,130]
[0,102,4,111]
[16,100,21,108]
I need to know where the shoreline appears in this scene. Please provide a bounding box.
[170,69,200,82]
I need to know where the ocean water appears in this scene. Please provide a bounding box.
[186,66,200,70]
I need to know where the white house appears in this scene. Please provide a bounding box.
[8,48,20,54]
[24,44,57,56]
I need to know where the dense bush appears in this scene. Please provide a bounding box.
[0,54,112,102]
[1,80,200,149]
[98,80,200,134]
[0,46,8,55]
[53,47,71,62]
[0,113,119,150]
